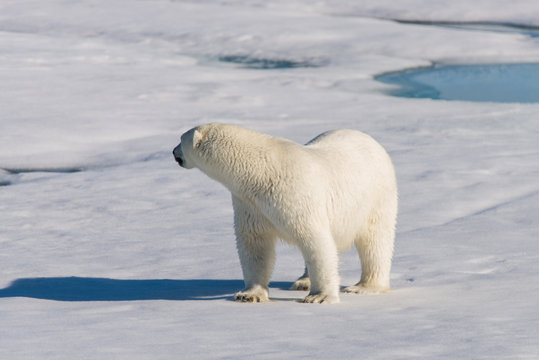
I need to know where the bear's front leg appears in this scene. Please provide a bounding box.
[232,196,277,303]
[290,266,310,291]
[234,235,276,302]
[298,233,340,304]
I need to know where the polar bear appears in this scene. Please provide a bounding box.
[173,123,397,304]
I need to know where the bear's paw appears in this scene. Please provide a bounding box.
[234,287,270,303]
[301,293,339,304]
[343,284,389,294]
[290,277,310,291]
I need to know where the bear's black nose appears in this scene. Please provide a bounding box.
[175,156,184,167]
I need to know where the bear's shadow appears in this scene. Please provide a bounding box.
[0,277,294,302]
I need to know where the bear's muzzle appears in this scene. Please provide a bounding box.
[172,145,185,167]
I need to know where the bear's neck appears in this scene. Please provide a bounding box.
[201,134,283,198]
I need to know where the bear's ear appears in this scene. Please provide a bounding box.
[193,129,203,148]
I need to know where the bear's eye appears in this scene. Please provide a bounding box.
[194,136,205,149]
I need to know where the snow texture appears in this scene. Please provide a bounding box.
[1,0,538,359]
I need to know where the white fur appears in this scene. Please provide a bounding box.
[173,123,398,304]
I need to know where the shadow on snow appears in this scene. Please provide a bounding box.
[0,277,293,302]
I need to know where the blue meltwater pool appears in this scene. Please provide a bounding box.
[376,63,539,103]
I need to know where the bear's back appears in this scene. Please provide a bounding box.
[305,129,389,166]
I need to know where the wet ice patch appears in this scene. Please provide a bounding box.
[376,63,539,103]
[0,169,15,186]
[395,20,539,38]
[0,167,84,187]
[2,167,84,175]
[217,55,326,69]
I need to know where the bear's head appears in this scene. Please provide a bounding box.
[173,123,262,186]
[173,126,205,169]
[173,123,279,194]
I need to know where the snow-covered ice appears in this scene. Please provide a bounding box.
[1,1,538,359]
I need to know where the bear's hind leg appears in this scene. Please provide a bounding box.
[344,212,395,294]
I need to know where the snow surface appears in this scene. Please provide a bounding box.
[1,0,539,359]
